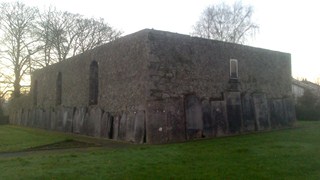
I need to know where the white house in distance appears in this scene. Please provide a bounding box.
[292,78,320,102]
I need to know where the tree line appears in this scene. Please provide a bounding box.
[0,1,122,99]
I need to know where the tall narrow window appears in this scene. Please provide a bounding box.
[89,61,99,105]
[33,80,38,106]
[56,72,62,105]
[230,59,238,79]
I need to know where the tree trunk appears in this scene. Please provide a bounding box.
[13,70,21,98]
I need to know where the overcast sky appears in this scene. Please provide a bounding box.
[15,0,320,82]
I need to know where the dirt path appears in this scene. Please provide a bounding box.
[0,139,135,158]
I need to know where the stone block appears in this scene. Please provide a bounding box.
[100,111,109,138]
[146,100,168,144]
[166,98,186,142]
[35,109,44,128]
[211,101,228,136]
[185,95,203,139]
[17,109,23,125]
[225,92,242,134]
[50,108,56,130]
[81,110,90,135]
[55,107,64,131]
[73,108,80,133]
[269,99,284,128]
[87,107,102,137]
[134,110,145,143]
[73,107,86,134]
[44,109,51,129]
[252,93,270,131]
[118,113,127,141]
[202,99,213,138]
[21,109,29,126]
[29,109,36,127]
[93,108,102,137]
[283,98,296,126]
[126,111,135,142]
[112,115,120,140]
[62,107,74,132]
[241,93,256,131]
[107,116,114,139]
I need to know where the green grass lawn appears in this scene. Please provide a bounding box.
[0,121,319,179]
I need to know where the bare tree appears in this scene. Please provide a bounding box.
[0,1,38,98]
[36,9,122,66]
[48,11,81,62]
[192,1,259,44]
[33,7,56,67]
[0,70,13,99]
[73,17,122,55]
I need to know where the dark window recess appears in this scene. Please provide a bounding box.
[230,59,238,79]
[33,80,38,106]
[89,61,99,105]
[109,116,114,139]
[56,72,62,105]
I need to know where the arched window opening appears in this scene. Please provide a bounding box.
[230,59,238,79]
[33,80,38,106]
[89,61,99,105]
[56,72,62,105]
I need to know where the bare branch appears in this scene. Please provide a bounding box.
[192,1,259,44]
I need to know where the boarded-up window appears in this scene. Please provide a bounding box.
[56,72,62,105]
[33,80,38,106]
[89,61,99,105]
[230,59,238,79]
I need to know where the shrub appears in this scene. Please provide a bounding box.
[295,89,320,121]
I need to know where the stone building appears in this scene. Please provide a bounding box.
[9,29,295,144]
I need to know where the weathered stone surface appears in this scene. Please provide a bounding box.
[146,100,167,144]
[202,99,213,138]
[107,116,114,139]
[283,98,296,126]
[166,98,186,142]
[50,108,56,130]
[93,108,102,137]
[287,99,296,124]
[134,110,145,143]
[35,109,44,128]
[241,94,256,131]
[62,107,73,132]
[118,113,127,141]
[126,111,135,142]
[17,110,21,125]
[29,109,35,127]
[73,107,86,134]
[87,107,102,137]
[269,99,284,128]
[226,92,242,134]
[21,109,29,126]
[185,95,203,139]
[252,93,270,130]
[112,115,120,140]
[211,101,228,136]
[44,109,51,129]
[100,111,109,138]
[7,29,295,144]
[81,110,90,135]
[55,107,63,131]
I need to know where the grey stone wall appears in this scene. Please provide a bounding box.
[146,30,291,101]
[9,29,295,144]
[32,30,151,112]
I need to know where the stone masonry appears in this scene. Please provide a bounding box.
[9,29,295,144]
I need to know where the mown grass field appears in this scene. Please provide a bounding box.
[0,121,319,179]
